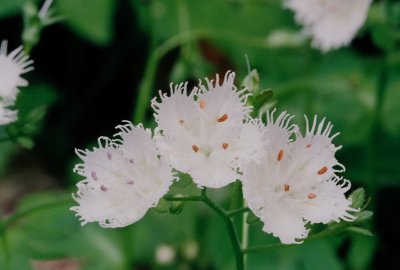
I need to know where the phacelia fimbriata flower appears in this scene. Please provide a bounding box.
[242,110,357,244]
[152,72,263,188]
[71,122,175,228]
[0,40,33,99]
[284,0,372,52]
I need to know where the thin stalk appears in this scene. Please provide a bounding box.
[242,203,249,269]
[165,191,244,270]
[227,207,250,217]
[2,198,72,230]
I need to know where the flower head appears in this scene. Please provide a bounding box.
[242,111,356,244]
[71,122,174,228]
[284,0,372,52]
[0,40,33,99]
[152,71,263,188]
[0,100,17,125]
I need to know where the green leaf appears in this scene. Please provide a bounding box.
[251,89,273,112]
[16,136,34,149]
[371,24,397,52]
[354,210,373,223]
[56,0,116,45]
[169,201,184,215]
[349,188,366,209]
[0,0,26,19]
[345,226,373,237]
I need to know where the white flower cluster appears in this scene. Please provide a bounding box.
[0,40,33,125]
[284,0,372,52]
[72,71,356,244]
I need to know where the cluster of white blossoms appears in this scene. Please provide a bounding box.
[284,0,372,52]
[0,40,33,125]
[72,71,356,244]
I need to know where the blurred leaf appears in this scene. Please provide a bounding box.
[169,201,184,215]
[301,241,343,270]
[0,0,28,18]
[56,0,116,45]
[347,235,376,270]
[371,24,397,52]
[250,89,273,113]
[15,136,34,149]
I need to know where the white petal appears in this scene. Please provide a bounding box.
[284,0,372,51]
[301,178,357,224]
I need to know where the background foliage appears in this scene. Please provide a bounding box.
[0,0,399,269]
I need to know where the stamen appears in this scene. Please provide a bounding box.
[307,193,316,199]
[222,143,228,150]
[317,166,328,175]
[91,171,98,181]
[277,150,284,161]
[192,145,200,153]
[178,119,184,125]
[129,159,134,164]
[100,185,108,192]
[284,184,290,192]
[217,114,228,122]
[126,180,134,185]
[199,99,205,109]
[306,144,312,148]
[107,152,112,160]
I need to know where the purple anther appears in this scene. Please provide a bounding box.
[100,185,108,192]
[91,171,98,181]
[126,180,134,185]
[107,152,112,160]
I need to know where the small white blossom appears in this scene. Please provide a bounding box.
[0,40,33,99]
[0,100,17,125]
[152,72,263,188]
[242,110,356,244]
[284,0,372,52]
[71,122,174,228]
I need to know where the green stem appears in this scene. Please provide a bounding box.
[165,191,244,270]
[227,207,250,217]
[201,195,244,270]
[1,232,10,269]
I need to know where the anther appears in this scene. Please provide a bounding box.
[284,184,290,192]
[126,180,134,185]
[307,193,316,199]
[100,185,108,192]
[91,171,98,181]
[178,119,184,125]
[222,143,228,150]
[306,144,312,148]
[317,166,328,175]
[217,114,228,122]
[277,150,284,161]
[199,99,206,109]
[192,145,199,153]
[107,152,112,160]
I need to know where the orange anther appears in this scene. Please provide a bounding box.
[284,184,290,192]
[217,114,228,122]
[222,143,228,150]
[306,144,312,148]
[178,119,184,125]
[277,150,284,161]
[192,145,199,153]
[317,166,328,175]
[199,99,206,109]
[307,193,317,199]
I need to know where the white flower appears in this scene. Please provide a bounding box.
[71,122,174,228]
[242,110,357,244]
[0,100,17,125]
[152,71,263,188]
[0,40,33,99]
[284,0,372,52]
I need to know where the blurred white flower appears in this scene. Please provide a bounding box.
[71,122,174,228]
[0,40,33,99]
[284,0,372,52]
[155,244,176,265]
[152,71,263,188]
[242,110,356,244]
[0,100,17,125]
